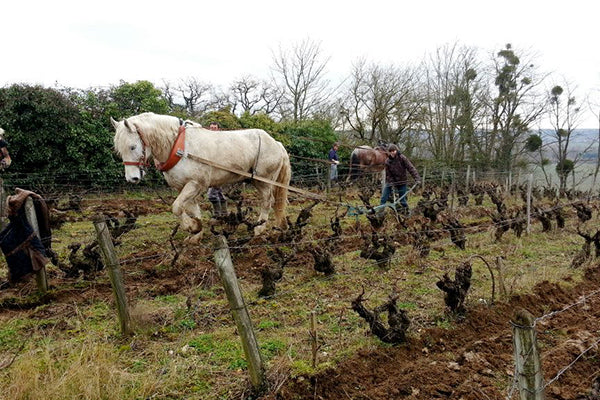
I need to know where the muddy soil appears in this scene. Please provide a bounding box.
[2,196,599,399]
[268,267,600,400]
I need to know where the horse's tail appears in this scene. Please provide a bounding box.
[274,151,291,230]
[346,150,360,181]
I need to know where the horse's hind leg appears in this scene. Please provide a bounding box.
[172,181,204,234]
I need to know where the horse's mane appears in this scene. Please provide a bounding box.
[0,127,4,139]
[354,144,388,152]
[183,120,203,128]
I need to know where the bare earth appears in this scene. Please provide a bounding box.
[1,195,599,399]
[268,267,600,400]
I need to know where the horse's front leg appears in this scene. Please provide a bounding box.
[252,181,273,235]
[172,181,205,234]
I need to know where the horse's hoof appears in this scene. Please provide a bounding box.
[208,217,219,226]
[184,232,204,245]
[180,213,203,234]
[254,224,267,236]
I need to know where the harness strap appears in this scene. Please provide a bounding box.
[156,124,186,172]
[184,152,323,200]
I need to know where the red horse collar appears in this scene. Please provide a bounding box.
[156,125,186,172]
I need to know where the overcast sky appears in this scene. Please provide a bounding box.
[2,0,599,128]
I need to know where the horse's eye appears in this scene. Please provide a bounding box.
[130,145,136,151]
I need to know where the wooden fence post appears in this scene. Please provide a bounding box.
[466,165,471,190]
[214,235,266,393]
[512,309,544,399]
[527,173,533,234]
[93,216,132,336]
[422,166,427,190]
[24,197,48,293]
[495,256,508,297]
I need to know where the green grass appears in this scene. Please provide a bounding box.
[0,189,591,399]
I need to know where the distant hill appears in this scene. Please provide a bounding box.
[538,129,599,160]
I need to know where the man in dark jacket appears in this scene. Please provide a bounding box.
[380,144,420,214]
[328,142,339,182]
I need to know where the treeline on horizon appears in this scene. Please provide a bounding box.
[0,41,596,193]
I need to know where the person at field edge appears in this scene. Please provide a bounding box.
[328,142,340,182]
[380,144,420,214]
[206,122,227,217]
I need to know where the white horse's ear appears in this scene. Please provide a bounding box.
[110,117,119,130]
[123,119,133,131]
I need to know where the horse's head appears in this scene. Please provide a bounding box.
[375,140,391,152]
[111,117,149,183]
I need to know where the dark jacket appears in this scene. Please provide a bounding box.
[385,153,420,185]
[328,148,338,162]
[0,189,53,283]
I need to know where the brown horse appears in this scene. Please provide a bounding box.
[347,144,389,181]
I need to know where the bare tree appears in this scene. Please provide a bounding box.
[162,79,177,111]
[546,82,586,193]
[421,43,487,166]
[341,58,421,147]
[208,86,235,113]
[486,44,547,172]
[170,77,213,117]
[229,75,284,116]
[271,38,332,122]
[230,76,261,115]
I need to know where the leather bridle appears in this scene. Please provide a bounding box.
[122,126,150,174]
[122,120,186,174]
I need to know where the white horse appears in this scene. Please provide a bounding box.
[111,112,291,236]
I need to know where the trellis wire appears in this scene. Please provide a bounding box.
[505,286,600,398]
[3,165,598,398]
